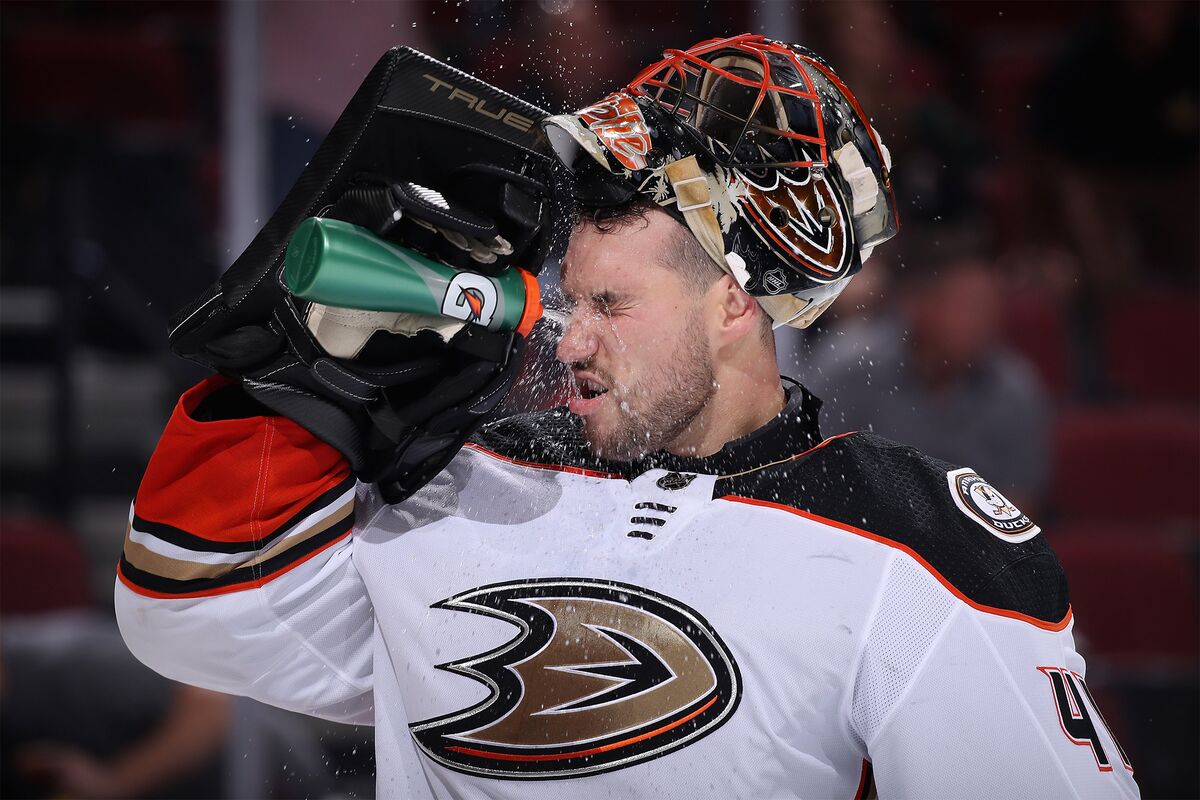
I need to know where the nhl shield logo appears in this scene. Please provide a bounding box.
[410,577,742,780]
[655,472,697,491]
[762,268,788,295]
[947,467,1040,542]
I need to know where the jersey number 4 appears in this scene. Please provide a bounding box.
[1038,666,1132,772]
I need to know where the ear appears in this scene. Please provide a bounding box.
[707,274,764,346]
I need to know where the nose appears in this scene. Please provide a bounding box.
[555,310,598,365]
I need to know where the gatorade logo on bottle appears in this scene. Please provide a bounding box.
[442,272,499,328]
[461,288,486,319]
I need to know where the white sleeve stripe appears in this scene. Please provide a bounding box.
[129,487,355,565]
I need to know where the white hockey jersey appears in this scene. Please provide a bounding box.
[116,377,1139,799]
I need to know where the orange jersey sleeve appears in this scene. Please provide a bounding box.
[115,377,374,722]
[118,376,355,598]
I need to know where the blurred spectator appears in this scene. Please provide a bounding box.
[799,254,1050,512]
[1032,0,1199,290]
[1,518,231,799]
[0,516,94,614]
[263,1,427,206]
[1,611,229,799]
[805,0,988,229]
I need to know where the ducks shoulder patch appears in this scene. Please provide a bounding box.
[947,467,1041,543]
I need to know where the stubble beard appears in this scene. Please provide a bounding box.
[582,314,716,462]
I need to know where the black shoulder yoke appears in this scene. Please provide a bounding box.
[471,387,1068,625]
[716,432,1069,624]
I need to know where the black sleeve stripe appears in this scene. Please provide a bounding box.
[122,500,354,583]
[118,517,353,597]
[132,475,356,554]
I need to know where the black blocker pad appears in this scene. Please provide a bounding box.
[169,46,572,366]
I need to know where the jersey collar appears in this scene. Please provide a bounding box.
[623,377,824,479]
[476,379,825,482]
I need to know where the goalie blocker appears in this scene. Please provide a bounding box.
[167,48,572,502]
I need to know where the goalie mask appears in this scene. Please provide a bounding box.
[543,34,899,328]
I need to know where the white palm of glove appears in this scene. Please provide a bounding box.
[305,182,519,359]
[306,303,466,359]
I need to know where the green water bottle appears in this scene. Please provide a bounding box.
[284,217,542,337]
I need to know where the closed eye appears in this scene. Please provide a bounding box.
[591,291,633,315]
[559,289,633,318]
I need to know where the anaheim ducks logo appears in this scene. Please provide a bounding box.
[735,160,853,284]
[947,467,1040,542]
[410,577,742,780]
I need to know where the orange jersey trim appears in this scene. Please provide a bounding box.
[719,495,1073,632]
[731,430,857,475]
[445,694,719,763]
[853,759,874,800]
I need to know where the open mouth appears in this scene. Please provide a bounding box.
[568,372,612,417]
[578,377,609,400]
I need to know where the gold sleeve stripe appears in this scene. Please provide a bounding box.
[121,499,353,582]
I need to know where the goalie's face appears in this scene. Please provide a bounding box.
[556,212,717,461]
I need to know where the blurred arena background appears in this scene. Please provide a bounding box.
[1,1,1196,798]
